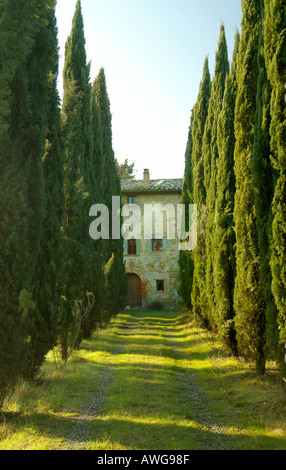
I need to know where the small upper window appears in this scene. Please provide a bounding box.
[128,196,137,205]
[128,239,137,255]
[152,239,163,252]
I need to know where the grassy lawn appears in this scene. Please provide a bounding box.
[0,310,285,450]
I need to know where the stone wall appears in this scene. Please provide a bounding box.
[123,192,182,309]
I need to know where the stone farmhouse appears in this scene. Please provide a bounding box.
[121,169,183,309]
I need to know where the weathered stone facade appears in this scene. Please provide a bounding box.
[121,170,183,309]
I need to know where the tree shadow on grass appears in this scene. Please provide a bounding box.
[2,311,285,450]
[2,406,285,450]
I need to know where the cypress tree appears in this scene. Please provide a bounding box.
[202,24,229,328]
[81,82,106,336]
[0,0,43,135]
[233,0,266,375]
[264,0,286,371]
[190,57,211,327]
[212,31,240,355]
[251,0,278,368]
[182,112,195,212]
[192,57,212,208]
[92,68,119,204]
[0,0,55,403]
[60,0,93,359]
[92,68,126,321]
[90,90,104,203]
[179,111,195,310]
[24,3,65,379]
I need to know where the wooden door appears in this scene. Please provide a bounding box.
[127,274,142,308]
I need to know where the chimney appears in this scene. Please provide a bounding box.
[143,169,150,187]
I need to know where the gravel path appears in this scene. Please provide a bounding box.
[61,337,127,450]
[62,367,115,450]
[176,369,237,450]
[61,319,140,450]
[165,333,237,450]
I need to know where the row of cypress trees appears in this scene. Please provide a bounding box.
[180,0,286,376]
[0,0,125,407]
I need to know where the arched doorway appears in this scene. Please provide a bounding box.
[127,274,142,308]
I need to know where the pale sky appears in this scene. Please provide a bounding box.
[55,0,242,180]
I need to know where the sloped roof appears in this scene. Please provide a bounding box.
[121,178,183,194]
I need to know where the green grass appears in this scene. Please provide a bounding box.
[0,310,285,450]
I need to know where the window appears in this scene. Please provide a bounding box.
[128,195,137,205]
[128,239,137,255]
[152,239,163,252]
[156,280,164,292]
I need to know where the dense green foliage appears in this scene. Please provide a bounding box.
[24,3,65,379]
[264,0,286,372]
[251,1,278,368]
[180,0,286,376]
[0,0,125,406]
[60,2,125,358]
[116,158,136,180]
[179,58,211,324]
[179,111,195,310]
[213,30,240,355]
[233,0,266,375]
[60,0,94,359]
[92,69,126,322]
[0,0,57,403]
[190,58,211,327]
[202,24,229,328]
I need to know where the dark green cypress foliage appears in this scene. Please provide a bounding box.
[192,58,212,207]
[190,57,211,327]
[60,0,93,359]
[24,3,65,379]
[182,113,195,212]
[0,0,54,403]
[202,24,229,328]
[233,0,266,375]
[213,30,240,355]
[81,83,106,336]
[93,69,119,204]
[78,68,102,341]
[179,111,195,310]
[92,68,126,321]
[264,0,286,371]
[90,91,104,203]
[0,0,43,136]
[251,1,278,367]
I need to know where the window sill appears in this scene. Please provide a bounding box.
[124,254,140,257]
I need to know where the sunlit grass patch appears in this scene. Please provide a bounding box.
[0,309,285,450]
